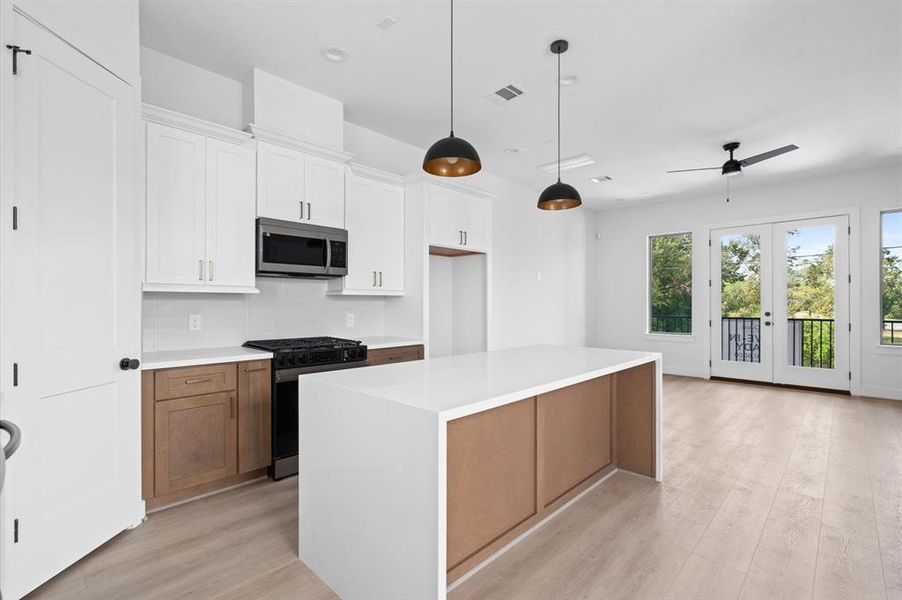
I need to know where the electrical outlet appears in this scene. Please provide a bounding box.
[536,271,543,281]
[346,313,355,327]
[189,314,202,331]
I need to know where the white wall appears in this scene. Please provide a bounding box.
[140,47,243,129]
[589,161,902,400]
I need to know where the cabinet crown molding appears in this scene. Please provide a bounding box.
[142,104,253,144]
[404,172,498,200]
[247,124,354,164]
[348,163,405,185]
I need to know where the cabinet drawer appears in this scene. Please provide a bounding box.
[366,344,424,367]
[154,363,237,401]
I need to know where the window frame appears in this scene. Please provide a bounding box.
[646,230,694,338]
[879,208,902,348]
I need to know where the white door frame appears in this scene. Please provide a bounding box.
[702,207,860,393]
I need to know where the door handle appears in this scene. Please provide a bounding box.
[764,311,771,317]
[764,321,772,326]
[119,358,140,370]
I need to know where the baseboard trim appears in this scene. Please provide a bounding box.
[856,386,902,402]
[662,366,706,378]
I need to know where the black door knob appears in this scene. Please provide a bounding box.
[119,358,140,371]
[764,311,772,317]
[764,321,772,326]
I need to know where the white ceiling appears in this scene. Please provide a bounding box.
[139,0,901,208]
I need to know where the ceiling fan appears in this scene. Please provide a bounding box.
[667,141,799,176]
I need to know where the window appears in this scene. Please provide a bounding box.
[881,209,902,346]
[649,232,692,334]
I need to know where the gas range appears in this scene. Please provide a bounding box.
[242,336,368,480]
[244,336,367,371]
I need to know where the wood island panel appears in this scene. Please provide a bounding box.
[615,362,656,478]
[538,375,612,507]
[446,397,537,570]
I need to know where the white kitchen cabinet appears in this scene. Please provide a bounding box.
[427,184,491,253]
[328,170,405,296]
[304,155,345,228]
[144,115,257,293]
[256,141,305,222]
[205,139,256,288]
[256,140,346,228]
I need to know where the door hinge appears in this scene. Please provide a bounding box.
[848,274,851,283]
[709,319,712,327]
[849,371,852,381]
[709,359,712,367]
[848,225,851,235]
[13,518,19,543]
[849,322,852,332]
[708,239,712,247]
[708,279,712,287]
[12,206,18,230]
[12,362,18,386]
[5,44,31,75]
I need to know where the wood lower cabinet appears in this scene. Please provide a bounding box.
[366,344,424,366]
[143,359,272,509]
[237,360,272,473]
[154,391,237,496]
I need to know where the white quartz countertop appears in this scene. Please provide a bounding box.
[303,345,660,419]
[142,346,273,370]
[357,335,423,350]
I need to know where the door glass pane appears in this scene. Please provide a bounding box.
[785,225,835,368]
[720,233,761,362]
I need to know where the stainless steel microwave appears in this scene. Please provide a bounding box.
[256,218,348,278]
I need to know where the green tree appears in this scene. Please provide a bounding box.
[721,234,760,317]
[883,248,902,320]
[650,233,692,332]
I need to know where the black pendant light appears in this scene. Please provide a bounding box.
[422,0,482,177]
[538,39,582,211]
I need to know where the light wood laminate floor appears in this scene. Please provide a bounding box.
[27,376,902,600]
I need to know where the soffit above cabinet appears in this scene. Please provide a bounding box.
[247,124,353,164]
[142,104,253,145]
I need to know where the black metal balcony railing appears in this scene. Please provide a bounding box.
[649,315,692,334]
[884,319,902,345]
[719,316,835,369]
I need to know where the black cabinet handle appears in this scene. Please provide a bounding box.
[119,358,140,370]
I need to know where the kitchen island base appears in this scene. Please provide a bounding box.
[298,346,661,599]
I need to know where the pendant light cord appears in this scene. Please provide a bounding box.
[557,50,561,182]
[450,0,454,136]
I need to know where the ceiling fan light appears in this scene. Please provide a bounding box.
[422,134,482,177]
[538,180,582,211]
[722,160,742,176]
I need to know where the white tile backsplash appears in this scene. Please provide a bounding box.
[143,278,387,352]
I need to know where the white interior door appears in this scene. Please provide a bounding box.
[773,216,850,390]
[710,225,774,382]
[710,216,850,391]
[2,13,141,598]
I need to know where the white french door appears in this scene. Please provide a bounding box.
[710,215,850,391]
[1,10,141,599]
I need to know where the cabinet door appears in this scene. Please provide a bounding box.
[304,155,345,228]
[344,175,381,291]
[460,195,490,252]
[257,141,305,222]
[378,183,405,291]
[428,185,462,248]
[154,391,237,496]
[237,360,272,473]
[146,122,206,285]
[205,139,256,287]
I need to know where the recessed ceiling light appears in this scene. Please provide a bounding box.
[590,175,612,183]
[321,47,348,62]
[504,148,519,155]
[538,153,595,174]
[377,15,398,30]
[558,74,579,86]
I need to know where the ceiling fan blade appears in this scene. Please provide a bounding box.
[740,144,799,166]
[666,167,721,174]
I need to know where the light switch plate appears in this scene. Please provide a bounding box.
[346,313,355,327]
[189,314,202,331]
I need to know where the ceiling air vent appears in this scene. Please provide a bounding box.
[485,83,526,105]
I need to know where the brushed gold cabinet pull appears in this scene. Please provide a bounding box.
[208,260,214,281]
[230,396,235,419]
[184,377,211,385]
[373,271,377,287]
[379,271,383,287]
[198,259,204,281]
[244,366,266,372]
[307,202,312,221]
